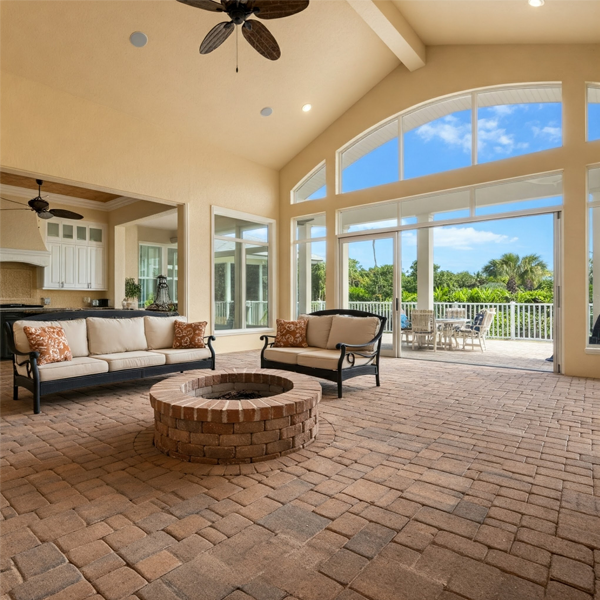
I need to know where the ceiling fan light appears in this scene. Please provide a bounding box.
[38,211,53,220]
[528,0,544,6]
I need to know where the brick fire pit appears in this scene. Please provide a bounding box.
[149,369,321,464]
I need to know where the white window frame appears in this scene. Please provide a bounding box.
[586,83,600,143]
[292,212,327,318]
[138,242,178,307]
[586,163,600,353]
[336,83,563,194]
[211,206,276,336]
[291,161,327,204]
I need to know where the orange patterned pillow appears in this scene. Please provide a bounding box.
[23,325,73,366]
[273,319,308,348]
[173,320,207,349]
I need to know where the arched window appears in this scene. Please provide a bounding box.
[338,85,563,194]
[292,162,326,204]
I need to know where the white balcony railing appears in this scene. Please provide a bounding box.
[218,300,596,342]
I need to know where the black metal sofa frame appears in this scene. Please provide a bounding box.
[5,310,216,414]
[260,309,387,399]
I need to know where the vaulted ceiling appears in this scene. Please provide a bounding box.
[2,0,599,170]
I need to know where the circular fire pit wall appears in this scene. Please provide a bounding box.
[149,369,321,464]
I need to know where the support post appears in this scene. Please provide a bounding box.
[510,301,516,340]
[416,215,434,310]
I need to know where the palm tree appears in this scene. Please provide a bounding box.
[482,253,549,293]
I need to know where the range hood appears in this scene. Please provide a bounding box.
[0,207,51,267]
[0,248,50,268]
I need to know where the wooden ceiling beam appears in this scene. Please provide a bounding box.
[347,0,426,71]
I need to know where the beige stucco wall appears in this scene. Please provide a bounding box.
[279,44,600,379]
[1,70,279,353]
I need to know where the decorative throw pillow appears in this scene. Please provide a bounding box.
[23,325,73,366]
[172,320,207,349]
[273,319,308,348]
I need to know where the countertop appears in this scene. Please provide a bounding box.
[0,307,116,314]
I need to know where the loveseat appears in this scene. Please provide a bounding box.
[5,310,215,414]
[260,309,386,398]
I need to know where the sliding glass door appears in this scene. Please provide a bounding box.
[339,233,400,356]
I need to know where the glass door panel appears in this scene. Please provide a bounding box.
[340,234,398,356]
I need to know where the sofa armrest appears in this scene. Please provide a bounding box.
[260,335,276,356]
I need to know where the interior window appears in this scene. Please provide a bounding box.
[293,163,326,203]
[588,85,600,142]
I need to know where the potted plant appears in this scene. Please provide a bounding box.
[123,278,142,310]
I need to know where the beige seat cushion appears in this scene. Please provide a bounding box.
[152,348,211,364]
[93,351,165,372]
[34,357,108,382]
[144,316,187,349]
[299,315,334,349]
[297,350,373,371]
[87,317,147,355]
[326,316,380,351]
[13,319,89,357]
[263,346,320,365]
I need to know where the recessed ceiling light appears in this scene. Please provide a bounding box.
[528,0,544,6]
[302,104,312,113]
[260,107,273,117]
[130,32,148,47]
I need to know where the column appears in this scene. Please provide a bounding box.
[416,214,434,310]
[593,199,600,326]
[297,225,312,316]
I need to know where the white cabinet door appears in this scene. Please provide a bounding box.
[89,246,106,290]
[44,243,62,289]
[76,245,90,289]
[61,244,77,289]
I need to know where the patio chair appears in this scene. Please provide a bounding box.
[411,310,436,351]
[456,308,496,352]
[446,308,467,319]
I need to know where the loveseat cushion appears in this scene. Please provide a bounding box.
[263,346,320,365]
[326,316,380,351]
[299,315,334,349]
[144,316,187,349]
[92,351,165,371]
[297,349,373,371]
[273,319,308,348]
[152,348,211,364]
[13,319,89,357]
[87,317,147,355]
[34,357,109,382]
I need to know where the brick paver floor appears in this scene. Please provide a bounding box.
[1,353,599,600]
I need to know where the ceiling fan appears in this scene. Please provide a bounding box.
[177,0,309,62]
[0,180,84,220]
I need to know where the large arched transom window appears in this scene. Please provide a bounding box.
[339,85,562,194]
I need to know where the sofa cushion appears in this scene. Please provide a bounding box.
[173,321,207,349]
[326,316,380,351]
[273,319,308,348]
[14,319,89,357]
[144,316,187,349]
[152,348,211,364]
[87,317,147,355]
[23,325,73,366]
[297,349,373,371]
[93,351,165,371]
[263,346,320,365]
[299,315,334,348]
[34,357,109,382]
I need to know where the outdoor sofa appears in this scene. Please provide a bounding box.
[5,310,215,414]
[260,309,386,398]
[590,314,600,345]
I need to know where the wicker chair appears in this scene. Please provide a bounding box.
[455,308,496,352]
[446,308,467,319]
[411,310,436,351]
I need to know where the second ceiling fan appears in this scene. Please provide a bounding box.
[177,0,309,62]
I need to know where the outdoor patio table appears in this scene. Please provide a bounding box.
[436,317,468,350]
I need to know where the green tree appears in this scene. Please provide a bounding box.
[311,262,326,301]
[482,253,549,293]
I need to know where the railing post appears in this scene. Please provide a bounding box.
[510,301,516,340]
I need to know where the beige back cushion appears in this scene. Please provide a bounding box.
[13,319,89,357]
[299,315,334,349]
[87,317,147,355]
[144,316,188,350]
[326,315,380,351]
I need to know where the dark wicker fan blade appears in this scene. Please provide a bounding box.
[0,196,27,206]
[251,0,309,20]
[176,0,224,12]
[242,20,280,60]
[49,209,84,220]
[200,21,235,54]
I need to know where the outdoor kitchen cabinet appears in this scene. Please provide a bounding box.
[41,220,106,290]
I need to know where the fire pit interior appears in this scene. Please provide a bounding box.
[150,369,322,464]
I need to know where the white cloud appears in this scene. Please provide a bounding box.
[478,117,529,155]
[490,105,515,117]
[415,115,471,153]
[532,125,562,141]
[404,227,518,251]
